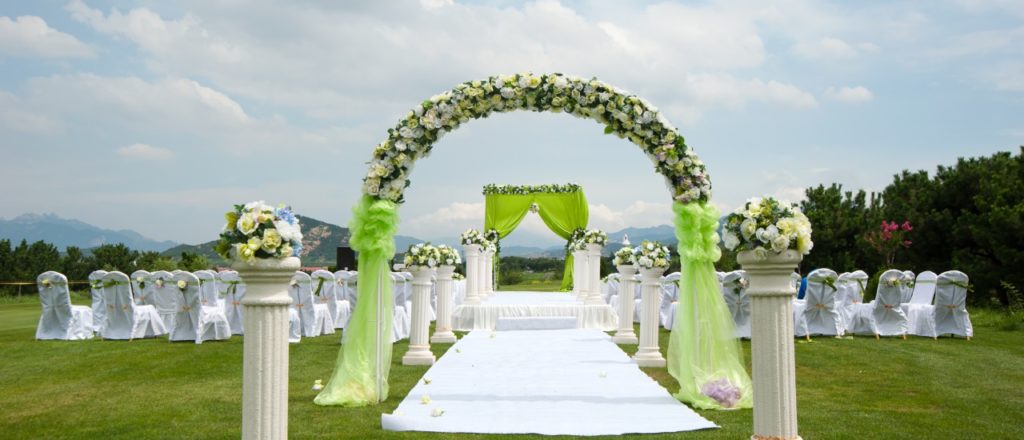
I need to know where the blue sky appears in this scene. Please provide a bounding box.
[1,0,1021,247]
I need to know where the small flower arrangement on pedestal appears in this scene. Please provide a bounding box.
[215,201,303,262]
[404,243,442,269]
[581,229,608,247]
[721,196,813,259]
[436,245,462,266]
[634,240,672,269]
[613,247,637,266]
[460,229,487,247]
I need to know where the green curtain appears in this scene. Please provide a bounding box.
[314,196,397,406]
[667,201,753,410]
[483,190,588,291]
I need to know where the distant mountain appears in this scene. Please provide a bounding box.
[0,213,179,252]
[165,215,425,267]
[501,245,565,258]
[607,225,677,245]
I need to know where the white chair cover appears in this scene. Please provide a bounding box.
[148,271,178,330]
[194,270,222,310]
[100,271,166,340]
[168,272,231,344]
[453,278,466,305]
[602,274,621,304]
[900,270,916,303]
[290,271,333,337]
[902,271,938,336]
[854,269,909,337]
[795,269,843,337]
[88,270,108,334]
[35,271,93,340]
[401,272,414,312]
[391,272,410,342]
[933,271,973,338]
[908,271,938,304]
[288,307,302,343]
[217,270,245,335]
[129,270,151,305]
[790,272,801,291]
[721,270,751,338]
[312,270,351,330]
[835,271,867,333]
[336,270,358,306]
[659,272,680,329]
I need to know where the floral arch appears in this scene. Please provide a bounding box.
[314,73,750,411]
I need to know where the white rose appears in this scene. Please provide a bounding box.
[771,234,790,253]
[740,218,757,240]
[723,232,740,251]
[753,247,769,260]
[237,214,258,236]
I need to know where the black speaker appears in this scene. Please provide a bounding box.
[336,247,356,270]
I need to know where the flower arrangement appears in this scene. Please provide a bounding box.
[634,240,672,270]
[40,279,52,288]
[882,274,902,288]
[483,229,501,254]
[135,275,146,290]
[482,183,581,195]
[452,272,465,281]
[528,203,540,214]
[216,201,303,262]
[436,245,462,266]
[176,279,188,293]
[865,220,913,266]
[613,246,636,266]
[581,229,608,247]
[721,197,813,258]
[361,73,710,204]
[460,229,487,247]
[403,243,442,269]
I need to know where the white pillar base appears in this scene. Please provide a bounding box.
[431,265,458,344]
[634,266,666,368]
[234,257,299,440]
[403,267,436,366]
[585,244,604,305]
[612,265,638,345]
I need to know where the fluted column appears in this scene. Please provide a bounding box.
[484,250,495,297]
[477,249,489,300]
[431,265,457,344]
[585,244,605,305]
[462,245,481,305]
[739,250,802,440]
[234,257,299,440]
[403,267,436,365]
[612,265,639,344]
[634,267,666,367]
[572,249,588,301]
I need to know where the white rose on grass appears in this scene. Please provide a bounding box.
[723,232,740,251]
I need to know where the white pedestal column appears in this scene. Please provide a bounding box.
[585,244,605,305]
[431,265,457,344]
[612,265,639,344]
[403,267,437,366]
[234,257,299,440]
[739,250,802,440]
[572,249,588,301]
[484,250,495,297]
[634,267,667,368]
[477,249,489,301]
[462,245,481,305]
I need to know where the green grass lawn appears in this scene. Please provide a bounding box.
[2,292,1023,439]
[497,272,564,292]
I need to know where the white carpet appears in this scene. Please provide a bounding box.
[381,329,718,435]
[451,291,618,331]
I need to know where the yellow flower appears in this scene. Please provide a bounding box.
[247,237,263,250]
[420,395,431,404]
[262,229,282,251]
[237,214,258,235]
[224,211,239,231]
[176,280,187,290]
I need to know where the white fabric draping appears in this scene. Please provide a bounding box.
[88,270,108,335]
[148,271,178,331]
[35,271,93,340]
[932,271,973,338]
[129,270,151,305]
[850,269,909,336]
[381,329,717,435]
[451,292,617,331]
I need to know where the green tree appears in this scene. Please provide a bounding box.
[89,243,139,273]
[800,184,881,273]
[178,251,211,272]
[136,251,178,272]
[61,246,92,281]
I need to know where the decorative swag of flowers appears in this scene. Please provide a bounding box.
[482,183,581,195]
[216,201,303,262]
[362,73,711,204]
[721,196,813,259]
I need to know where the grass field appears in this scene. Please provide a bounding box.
[497,272,563,292]
[2,291,1023,439]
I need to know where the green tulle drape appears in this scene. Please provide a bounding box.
[483,191,588,291]
[314,196,397,406]
[667,202,753,410]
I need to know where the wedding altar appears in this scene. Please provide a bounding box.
[451,291,617,331]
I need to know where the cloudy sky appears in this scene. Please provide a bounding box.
[1,0,1022,247]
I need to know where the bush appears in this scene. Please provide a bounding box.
[500,270,525,285]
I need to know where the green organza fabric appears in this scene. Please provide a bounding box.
[314,196,397,406]
[483,190,588,291]
[667,202,753,410]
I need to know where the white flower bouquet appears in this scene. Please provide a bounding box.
[403,243,442,269]
[581,229,608,246]
[460,229,487,247]
[721,197,813,258]
[216,201,303,262]
[612,246,636,266]
[634,240,672,270]
[436,245,462,266]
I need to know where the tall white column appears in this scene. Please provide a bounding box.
[634,267,666,368]
[739,249,802,440]
[462,245,481,305]
[572,249,588,301]
[403,267,436,365]
[585,244,605,305]
[484,250,495,297]
[476,249,488,300]
[431,265,457,344]
[612,265,639,344]
[234,257,299,440]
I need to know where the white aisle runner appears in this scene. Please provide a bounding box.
[381,329,718,435]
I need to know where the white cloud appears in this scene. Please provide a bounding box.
[824,86,874,103]
[680,74,819,112]
[792,37,879,60]
[0,15,94,58]
[587,201,674,232]
[116,143,174,160]
[0,91,60,134]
